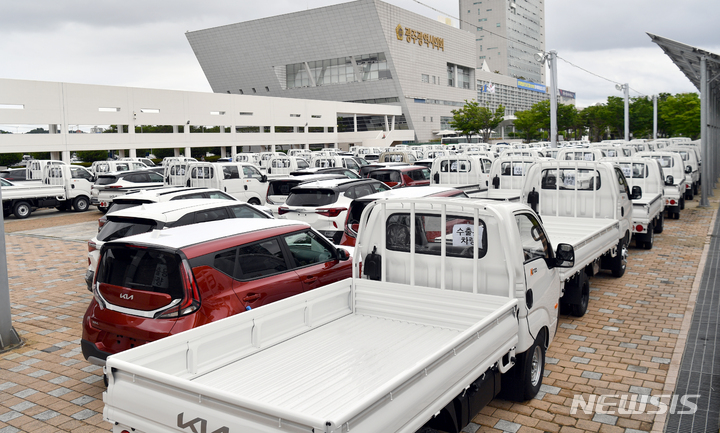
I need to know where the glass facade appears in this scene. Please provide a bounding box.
[286,53,390,89]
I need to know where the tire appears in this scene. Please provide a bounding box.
[73,196,90,212]
[97,205,109,213]
[673,210,680,220]
[610,237,628,278]
[248,197,261,206]
[654,212,664,234]
[571,272,590,317]
[13,201,31,219]
[680,197,685,210]
[641,223,654,250]
[500,332,546,401]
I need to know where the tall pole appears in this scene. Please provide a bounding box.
[0,187,21,351]
[653,94,658,140]
[623,83,630,141]
[549,50,558,148]
[700,56,709,207]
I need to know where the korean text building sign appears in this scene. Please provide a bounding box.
[396,24,444,51]
[517,80,547,93]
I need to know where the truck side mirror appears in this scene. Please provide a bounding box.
[630,185,642,200]
[260,175,268,183]
[665,175,674,186]
[685,165,692,174]
[554,243,574,268]
[433,172,439,184]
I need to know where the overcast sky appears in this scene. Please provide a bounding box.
[1,0,717,109]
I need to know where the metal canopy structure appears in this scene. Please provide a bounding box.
[648,33,720,206]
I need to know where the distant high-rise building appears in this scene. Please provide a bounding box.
[459,0,545,84]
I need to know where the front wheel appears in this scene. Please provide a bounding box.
[13,201,31,219]
[610,237,628,278]
[248,197,261,206]
[499,332,546,401]
[73,196,90,212]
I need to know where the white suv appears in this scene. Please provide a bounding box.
[277,178,390,243]
[97,186,236,230]
[85,199,272,290]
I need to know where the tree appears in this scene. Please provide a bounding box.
[513,109,542,142]
[0,153,23,167]
[76,151,109,163]
[604,96,625,138]
[579,105,610,142]
[660,93,700,139]
[629,96,653,139]
[449,100,482,141]
[478,104,505,142]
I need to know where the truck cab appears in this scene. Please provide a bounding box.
[175,162,268,205]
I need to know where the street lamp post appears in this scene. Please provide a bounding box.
[535,50,558,148]
[616,83,630,141]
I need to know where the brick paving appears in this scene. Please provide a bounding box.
[0,191,718,433]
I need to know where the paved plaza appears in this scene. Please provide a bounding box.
[0,191,718,432]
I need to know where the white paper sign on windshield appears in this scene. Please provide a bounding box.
[453,224,483,247]
[563,172,576,187]
[584,153,593,161]
[622,166,632,178]
[513,164,524,175]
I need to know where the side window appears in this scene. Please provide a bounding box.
[116,163,130,171]
[207,191,235,200]
[515,213,549,263]
[615,168,630,195]
[230,204,268,219]
[242,165,262,179]
[223,166,240,179]
[372,182,391,193]
[236,239,288,280]
[193,208,230,224]
[213,248,237,277]
[192,167,213,179]
[148,172,164,182]
[169,213,196,228]
[170,193,205,201]
[283,231,335,267]
[344,159,359,171]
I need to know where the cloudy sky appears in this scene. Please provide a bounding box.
[1,0,717,109]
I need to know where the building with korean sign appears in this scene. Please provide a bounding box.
[186,0,477,142]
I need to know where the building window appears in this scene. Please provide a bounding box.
[433,76,436,84]
[423,116,426,122]
[430,117,433,122]
[497,23,501,27]
[447,65,454,87]
[285,52,390,90]
[422,74,430,83]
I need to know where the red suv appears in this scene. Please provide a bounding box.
[366,166,431,188]
[81,218,352,364]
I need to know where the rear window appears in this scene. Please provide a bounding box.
[268,180,303,196]
[285,189,338,206]
[107,201,149,214]
[97,246,183,298]
[386,213,487,258]
[369,171,401,183]
[97,218,161,242]
[96,176,119,185]
[407,168,431,181]
[540,168,601,190]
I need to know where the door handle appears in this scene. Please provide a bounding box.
[243,293,261,302]
[244,185,248,190]
[303,276,318,284]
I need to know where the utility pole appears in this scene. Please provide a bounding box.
[549,50,558,148]
[616,83,630,141]
[0,187,21,351]
[653,94,658,140]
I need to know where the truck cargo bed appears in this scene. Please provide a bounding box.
[104,281,518,433]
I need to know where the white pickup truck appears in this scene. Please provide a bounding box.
[609,157,665,249]
[102,197,575,433]
[1,164,94,218]
[166,161,269,205]
[636,151,686,219]
[482,155,543,201]
[429,154,493,195]
[519,160,639,317]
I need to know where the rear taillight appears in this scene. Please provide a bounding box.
[316,207,347,218]
[278,206,290,215]
[98,216,107,231]
[636,224,643,232]
[107,185,123,189]
[88,241,97,253]
[156,260,200,319]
